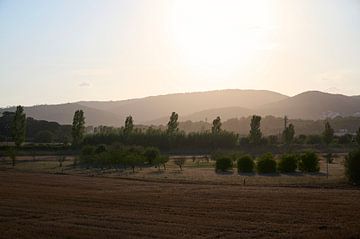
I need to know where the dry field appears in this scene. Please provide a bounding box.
[0,155,349,186]
[0,168,360,238]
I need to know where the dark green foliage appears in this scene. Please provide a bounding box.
[278,154,298,173]
[34,130,54,143]
[83,130,238,150]
[306,135,323,145]
[249,115,262,145]
[345,149,360,184]
[295,134,307,144]
[167,112,179,134]
[82,145,95,156]
[356,128,360,146]
[12,106,26,147]
[72,110,85,146]
[256,153,277,174]
[338,134,353,145]
[78,144,164,172]
[283,123,295,145]
[153,155,169,171]
[215,157,233,172]
[212,116,222,134]
[237,155,254,173]
[298,151,320,172]
[94,144,107,154]
[124,115,134,135]
[267,135,279,145]
[323,121,334,145]
[144,147,160,165]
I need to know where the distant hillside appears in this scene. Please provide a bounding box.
[0,103,121,126]
[78,89,288,124]
[2,90,360,126]
[258,91,360,119]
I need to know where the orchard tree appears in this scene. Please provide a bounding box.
[167,112,179,134]
[124,115,134,134]
[12,105,26,147]
[211,116,222,134]
[323,121,334,145]
[249,115,262,145]
[174,158,186,171]
[72,110,85,146]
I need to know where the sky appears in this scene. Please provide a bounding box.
[0,0,360,107]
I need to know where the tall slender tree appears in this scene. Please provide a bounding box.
[124,115,134,135]
[12,105,26,147]
[283,123,295,145]
[356,127,360,147]
[212,116,222,134]
[167,112,179,134]
[249,115,262,145]
[72,110,85,146]
[323,121,334,145]
[323,121,334,179]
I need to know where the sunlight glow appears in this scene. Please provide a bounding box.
[169,0,277,71]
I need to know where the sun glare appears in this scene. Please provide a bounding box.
[169,0,277,71]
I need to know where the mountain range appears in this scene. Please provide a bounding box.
[1,89,360,126]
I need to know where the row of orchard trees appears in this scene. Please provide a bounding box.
[78,144,169,172]
[214,152,321,174]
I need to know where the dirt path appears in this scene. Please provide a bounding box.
[0,170,359,238]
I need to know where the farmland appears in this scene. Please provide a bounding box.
[0,156,360,238]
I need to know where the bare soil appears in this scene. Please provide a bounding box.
[0,169,359,239]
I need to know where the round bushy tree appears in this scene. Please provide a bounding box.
[215,157,233,173]
[298,152,320,172]
[278,154,298,173]
[144,147,160,165]
[237,155,254,173]
[256,153,277,174]
[345,149,360,185]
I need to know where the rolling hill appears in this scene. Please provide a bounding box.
[0,103,121,126]
[258,91,360,119]
[1,90,360,126]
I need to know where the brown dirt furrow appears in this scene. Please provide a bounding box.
[0,170,359,238]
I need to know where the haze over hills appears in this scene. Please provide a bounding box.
[1,89,360,126]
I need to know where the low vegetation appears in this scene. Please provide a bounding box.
[298,151,320,173]
[78,144,168,172]
[345,149,360,185]
[256,153,277,174]
[215,157,233,173]
[277,154,298,173]
[237,155,254,173]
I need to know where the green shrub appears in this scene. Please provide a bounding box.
[81,145,95,156]
[215,157,233,172]
[298,152,320,172]
[237,155,254,173]
[94,144,107,154]
[278,154,298,173]
[345,149,360,185]
[256,153,277,174]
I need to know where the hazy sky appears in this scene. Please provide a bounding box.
[1,0,360,107]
